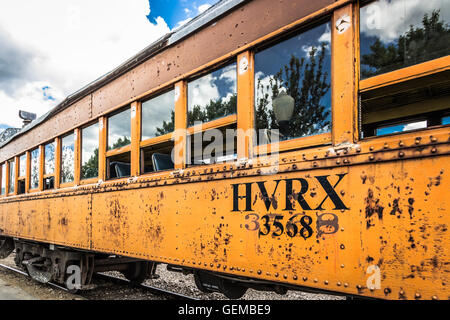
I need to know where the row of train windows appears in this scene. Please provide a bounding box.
[1,0,450,195]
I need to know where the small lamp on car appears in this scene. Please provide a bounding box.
[273,91,294,133]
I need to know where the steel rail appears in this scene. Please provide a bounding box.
[0,263,197,300]
[94,272,198,300]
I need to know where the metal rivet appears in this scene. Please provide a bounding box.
[384,288,391,295]
[369,146,374,151]
[431,136,437,142]
[341,264,345,268]
[283,274,288,279]
[356,148,361,153]
[415,293,421,299]
[340,244,345,250]
[431,148,437,153]
[344,283,349,287]
[384,143,389,149]
[257,270,262,275]
[432,295,438,300]
[399,141,404,147]
[399,152,405,157]
[275,273,279,277]
[337,282,342,286]
[293,275,298,280]
[324,280,329,285]
[303,277,308,281]
[336,160,341,165]
[369,155,375,161]
[314,278,318,283]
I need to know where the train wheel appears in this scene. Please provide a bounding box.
[0,237,14,259]
[122,261,149,284]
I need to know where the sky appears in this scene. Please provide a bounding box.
[0,0,219,130]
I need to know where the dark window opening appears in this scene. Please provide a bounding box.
[107,152,131,179]
[43,177,54,191]
[141,140,174,173]
[360,72,450,138]
[17,179,26,195]
[188,124,238,166]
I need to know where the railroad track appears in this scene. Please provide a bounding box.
[0,263,197,300]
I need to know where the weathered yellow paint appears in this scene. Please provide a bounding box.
[0,139,448,300]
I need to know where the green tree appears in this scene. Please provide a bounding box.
[362,10,450,78]
[81,148,99,179]
[187,93,237,127]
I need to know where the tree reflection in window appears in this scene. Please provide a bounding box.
[19,154,26,178]
[360,0,450,79]
[1,164,5,195]
[30,148,40,189]
[61,134,75,184]
[187,63,237,126]
[142,90,175,139]
[8,159,15,194]
[108,108,131,150]
[81,123,99,180]
[44,142,55,175]
[255,22,332,143]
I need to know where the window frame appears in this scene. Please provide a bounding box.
[357,0,450,141]
[7,158,16,196]
[28,147,41,192]
[105,106,132,180]
[185,60,239,167]
[251,17,335,156]
[138,88,177,175]
[59,131,77,188]
[0,163,5,197]
[79,121,100,185]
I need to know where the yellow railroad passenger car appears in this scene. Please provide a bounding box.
[0,0,449,300]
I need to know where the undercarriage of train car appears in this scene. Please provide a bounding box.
[0,235,327,299]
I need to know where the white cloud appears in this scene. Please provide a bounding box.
[198,4,212,14]
[361,0,450,43]
[0,0,171,128]
[174,17,193,29]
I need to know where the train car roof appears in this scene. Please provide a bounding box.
[0,0,248,149]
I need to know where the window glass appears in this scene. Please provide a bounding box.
[8,159,15,194]
[443,115,450,125]
[81,123,99,180]
[108,108,131,150]
[30,148,40,189]
[187,63,237,126]
[61,134,75,184]
[254,22,332,144]
[44,142,56,175]
[142,90,175,140]
[376,120,427,136]
[360,0,450,79]
[19,154,26,177]
[1,164,5,195]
